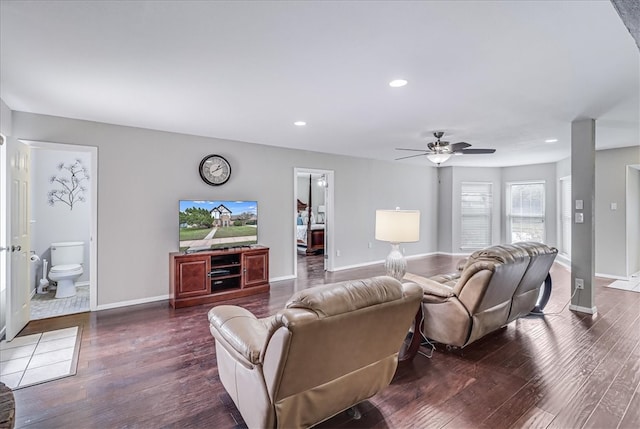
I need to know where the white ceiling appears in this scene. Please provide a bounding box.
[1,1,638,167]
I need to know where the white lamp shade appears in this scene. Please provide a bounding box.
[426,153,452,164]
[375,210,420,243]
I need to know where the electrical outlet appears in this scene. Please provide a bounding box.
[402,247,406,255]
[575,278,584,290]
[336,250,341,257]
[368,242,372,249]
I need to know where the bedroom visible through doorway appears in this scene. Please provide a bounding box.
[293,168,334,277]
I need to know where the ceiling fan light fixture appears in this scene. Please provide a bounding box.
[426,152,452,165]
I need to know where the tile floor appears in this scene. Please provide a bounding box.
[30,285,90,320]
[606,272,640,293]
[0,326,79,389]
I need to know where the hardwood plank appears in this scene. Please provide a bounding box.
[510,406,555,429]
[583,343,640,428]
[618,383,640,429]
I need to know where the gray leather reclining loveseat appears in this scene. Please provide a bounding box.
[405,242,557,348]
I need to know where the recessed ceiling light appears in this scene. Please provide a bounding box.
[294,121,307,126]
[545,138,558,143]
[389,79,408,88]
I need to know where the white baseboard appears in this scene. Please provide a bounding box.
[569,304,598,315]
[96,294,169,311]
[554,259,571,270]
[407,252,439,260]
[436,251,470,257]
[595,272,628,281]
[76,281,90,287]
[270,274,296,283]
[0,325,5,341]
[555,254,571,268]
[332,259,384,272]
[332,252,438,272]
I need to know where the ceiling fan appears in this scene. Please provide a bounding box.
[395,131,496,165]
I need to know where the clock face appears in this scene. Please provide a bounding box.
[199,155,231,186]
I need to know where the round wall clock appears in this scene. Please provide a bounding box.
[199,154,231,186]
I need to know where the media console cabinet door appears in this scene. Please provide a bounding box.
[242,250,269,288]
[175,255,210,297]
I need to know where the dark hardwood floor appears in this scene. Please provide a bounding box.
[10,254,640,428]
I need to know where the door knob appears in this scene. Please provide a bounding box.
[11,245,22,252]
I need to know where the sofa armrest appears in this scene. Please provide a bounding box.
[404,273,456,299]
[208,305,269,365]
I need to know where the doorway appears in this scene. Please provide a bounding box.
[18,140,97,321]
[293,168,334,278]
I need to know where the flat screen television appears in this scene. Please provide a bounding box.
[179,200,258,252]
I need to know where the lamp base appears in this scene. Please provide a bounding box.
[385,243,407,281]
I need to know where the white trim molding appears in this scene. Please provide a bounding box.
[96,294,169,311]
[270,274,296,283]
[569,304,598,315]
[595,272,630,281]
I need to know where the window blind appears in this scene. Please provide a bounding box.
[461,182,492,249]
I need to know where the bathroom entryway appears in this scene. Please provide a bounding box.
[22,141,97,322]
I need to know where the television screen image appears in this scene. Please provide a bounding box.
[179,200,258,251]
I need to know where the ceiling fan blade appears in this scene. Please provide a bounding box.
[461,148,496,154]
[395,153,429,161]
[395,148,429,152]
[450,142,472,152]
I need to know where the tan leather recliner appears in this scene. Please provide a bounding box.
[406,242,557,348]
[208,276,423,428]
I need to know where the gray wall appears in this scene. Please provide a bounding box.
[12,111,438,307]
[556,156,571,179]
[595,146,640,277]
[437,167,453,253]
[30,148,92,289]
[0,99,11,335]
[627,166,640,275]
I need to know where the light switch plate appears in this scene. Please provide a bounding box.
[610,203,617,210]
[575,213,584,223]
[575,200,583,210]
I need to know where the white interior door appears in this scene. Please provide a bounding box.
[6,138,31,341]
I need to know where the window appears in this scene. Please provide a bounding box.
[559,177,571,256]
[461,182,492,249]
[507,182,545,243]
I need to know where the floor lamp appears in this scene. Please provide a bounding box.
[375,209,420,281]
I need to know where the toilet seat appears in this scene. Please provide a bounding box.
[50,264,82,275]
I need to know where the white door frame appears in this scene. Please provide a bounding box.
[293,168,335,277]
[18,140,98,312]
[0,134,7,339]
[627,165,640,278]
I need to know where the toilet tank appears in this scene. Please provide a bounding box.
[51,241,85,266]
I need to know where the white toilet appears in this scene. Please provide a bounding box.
[48,241,84,299]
